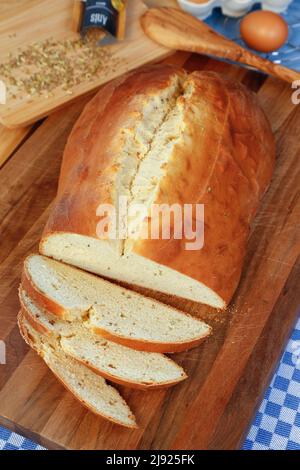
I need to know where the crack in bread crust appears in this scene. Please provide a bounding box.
[115,74,186,255]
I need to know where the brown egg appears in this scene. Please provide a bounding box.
[240,10,288,53]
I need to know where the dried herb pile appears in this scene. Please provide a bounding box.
[0,32,122,99]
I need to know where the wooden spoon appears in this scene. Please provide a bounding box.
[141,7,300,83]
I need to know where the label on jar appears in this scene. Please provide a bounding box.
[81,0,127,39]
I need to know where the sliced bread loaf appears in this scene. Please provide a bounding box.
[40,67,275,309]
[22,254,211,353]
[19,289,187,389]
[17,312,137,428]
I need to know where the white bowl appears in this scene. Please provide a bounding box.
[177,0,293,19]
[262,0,293,13]
[222,1,254,18]
[178,0,216,20]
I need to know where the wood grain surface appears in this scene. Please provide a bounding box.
[0,0,170,128]
[0,50,299,450]
[0,125,32,169]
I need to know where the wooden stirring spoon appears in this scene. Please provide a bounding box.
[141,7,300,83]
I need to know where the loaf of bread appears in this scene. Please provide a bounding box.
[19,288,188,389]
[18,312,137,428]
[40,65,275,308]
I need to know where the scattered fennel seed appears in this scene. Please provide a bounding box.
[0,30,123,99]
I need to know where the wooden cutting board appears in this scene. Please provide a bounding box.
[0,52,299,450]
[0,0,169,128]
[0,125,32,169]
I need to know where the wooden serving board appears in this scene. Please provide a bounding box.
[0,0,169,128]
[0,51,299,450]
[0,124,32,169]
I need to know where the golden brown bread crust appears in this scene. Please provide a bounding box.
[17,310,45,355]
[21,263,66,318]
[19,288,51,336]
[91,325,209,354]
[41,66,275,307]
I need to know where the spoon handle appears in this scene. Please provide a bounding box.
[235,49,300,83]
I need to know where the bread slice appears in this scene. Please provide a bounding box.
[19,289,187,389]
[17,312,137,428]
[22,254,211,353]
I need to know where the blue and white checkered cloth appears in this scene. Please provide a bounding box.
[0,427,45,450]
[1,316,299,450]
[243,316,300,450]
